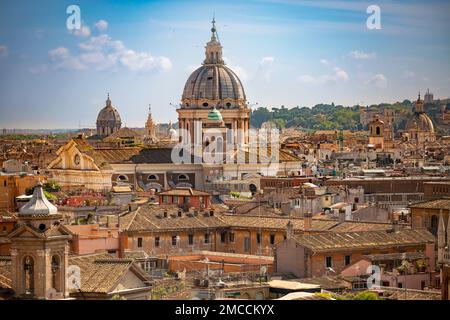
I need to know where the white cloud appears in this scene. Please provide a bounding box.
[367,73,387,88]
[258,56,275,81]
[260,56,274,65]
[349,50,377,60]
[48,34,172,72]
[94,20,108,31]
[49,47,86,70]
[70,24,91,38]
[223,57,248,80]
[320,58,329,66]
[299,66,349,85]
[231,65,248,81]
[0,45,8,58]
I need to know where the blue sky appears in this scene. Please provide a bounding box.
[0,0,449,129]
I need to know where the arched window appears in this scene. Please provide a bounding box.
[148,174,158,181]
[376,126,381,135]
[23,256,34,295]
[51,255,62,292]
[216,137,223,153]
[431,215,438,236]
[178,174,188,181]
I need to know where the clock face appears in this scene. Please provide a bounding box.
[74,154,81,166]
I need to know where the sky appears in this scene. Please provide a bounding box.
[0,0,450,129]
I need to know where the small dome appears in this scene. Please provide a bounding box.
[208,107,223,121]
[406,112,434,133]
[19,182,58,216]
[96,96,122,125]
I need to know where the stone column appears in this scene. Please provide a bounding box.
[10,249,20,295]
[240,120,245,146]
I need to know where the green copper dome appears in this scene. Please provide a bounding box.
[208,107,223,121]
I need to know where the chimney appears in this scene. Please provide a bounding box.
[392,220,400,232]
[286,220,293,239]
[304,212,312,231]
[339,209,346,223]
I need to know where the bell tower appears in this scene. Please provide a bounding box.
[8,182,71,299]
[368,114,384,151]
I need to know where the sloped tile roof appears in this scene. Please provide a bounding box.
[120,205,229,232]
[329,221,394,232]
[409,199,450,210]
[293,229,435,252]
[69,253,135,294]
[219,214,337,231]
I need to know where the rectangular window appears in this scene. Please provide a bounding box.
[270,234,275,245]
[229,232,235,243]
[345,255,351,266]
[204,233,209,244]
[257,233,261,244]
[421,281,426,290]
[188,234,194,245]
[220,232,226,243]
[398,283,403,288]
[163,196,168,204]
[172,235,177,246]
[326,256,333,268]
[155,236,160,247]
[173,196,178,204]
[137,237,143,248]
[244,237,250,252]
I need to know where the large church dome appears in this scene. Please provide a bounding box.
[182,65,246,107]
[181,19,247,109]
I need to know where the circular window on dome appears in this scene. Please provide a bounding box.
[38,224,46,231]
[203,102,209,107]
[226,102,231,108]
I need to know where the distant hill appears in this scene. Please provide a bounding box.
[250,99,450,134]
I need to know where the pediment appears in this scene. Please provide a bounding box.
[47,140,100,171]
[8,225,43,239]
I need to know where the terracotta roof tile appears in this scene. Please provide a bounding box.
[293,229,435,252]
